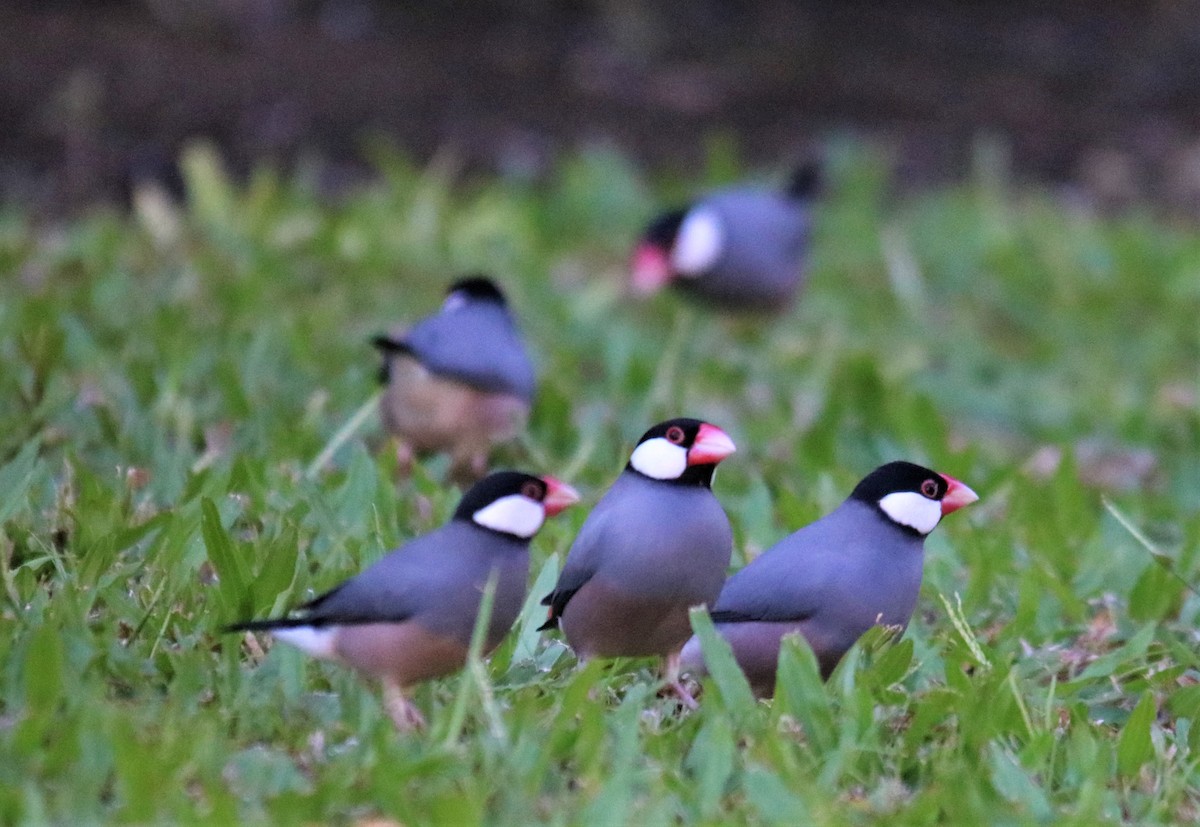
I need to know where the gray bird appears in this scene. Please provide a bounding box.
[372,275,537,482]
[680,461,978,696]
[631,164,820,311]
[227,471,579,731]
[538,418,736,707]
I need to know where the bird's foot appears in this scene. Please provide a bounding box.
[659,678,700,711]
[660,651,700,710]
[382,683,426,733]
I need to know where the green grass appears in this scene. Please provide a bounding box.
[1,139,1199,824]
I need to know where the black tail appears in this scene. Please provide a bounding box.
[371,334,411,355]
[535,587,578,632]
[785,161,823,201]
[371,334,412,384]
[536,591,558,631]
[223,616,308,634]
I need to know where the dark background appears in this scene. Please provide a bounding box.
[3,0,1200,212]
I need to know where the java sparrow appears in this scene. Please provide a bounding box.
[227,471,579,731]
[679,461,978,696]
[631,164,820,311]
[372,275,537,483]
[538,418,736,707]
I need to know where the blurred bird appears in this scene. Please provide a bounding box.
[227,470,579,731]
[680,461,978,696]
[631,163,820,311]
[372,275,536,483]
[538,418,736,707]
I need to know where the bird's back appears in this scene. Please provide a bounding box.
[717,499,925,643]
[318,521,531,648]
[687,188,810,308]
[403,304,536,401]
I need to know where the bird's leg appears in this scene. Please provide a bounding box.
[240,631,267,662]
[381,679,426,732]
[468,451,488,480]
[660,651,699,710]
[393,439,415,479]
[448,448,489,487]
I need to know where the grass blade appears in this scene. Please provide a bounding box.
[688,607,756,721]
[440,570,501,745]
[200,497,248,618]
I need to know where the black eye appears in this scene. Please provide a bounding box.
[920,479,940,498]
[666,426,685,444]
[521,481,543,500]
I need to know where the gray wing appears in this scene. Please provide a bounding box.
[402,303,536,401]
[228,523,522,642]
[709,513,843,624]
[537,502,614,629]
[294,529,466,625]
[309,521,530,648]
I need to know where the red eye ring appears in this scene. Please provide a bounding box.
[521,481,543,500]
[921,479,939,498]
[666,426,685,444]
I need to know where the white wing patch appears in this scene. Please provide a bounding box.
[878,491,942,535]
[671,207,725,276]
[473,494,545,538]
[629,437,689,480]
[272,625,339,660]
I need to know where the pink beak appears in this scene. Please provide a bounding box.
[687,423,737,466]
[940,475,979,515]
[541,476,581,517]
[631,243,674,294]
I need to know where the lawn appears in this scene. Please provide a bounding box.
[1,140,1198,824]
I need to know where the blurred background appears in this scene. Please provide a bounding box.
[4,0,1200,214]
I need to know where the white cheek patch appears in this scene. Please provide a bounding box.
[442,292,468,312]
[472,494,545,538]
[671,207,724,276]
[878,491,943,535]
[629,437,689,480]
[272,626,339,660]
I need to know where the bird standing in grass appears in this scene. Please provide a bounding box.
[631,164,820,311]
[373,275,537,483]
[538,418,736,707]
[679,461,978,696]
[227,471,579,731]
